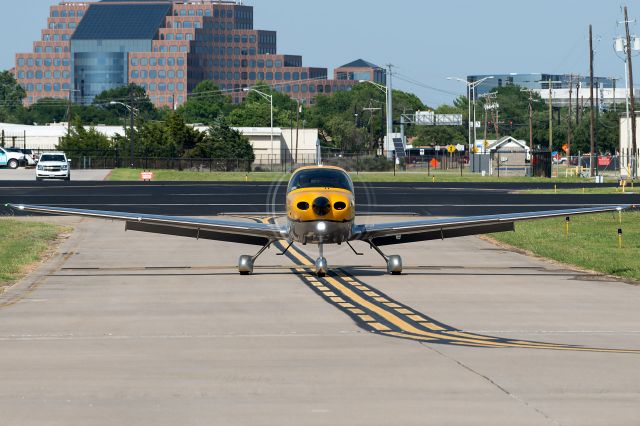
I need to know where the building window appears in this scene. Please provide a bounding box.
[69,22,76,29]
[18,58,25,66]
[149,83,156,91]
[132,71,139,78]
[44,84,52,92]
[54,83,61,91]
[150,70,157,78]
[27,71,34,78]
[205,9,211,16]
[36,84,43,92]
[18,71,25,79]
[54,59,61,66]
[180,9,186,16]
[54,71,61,78]
[309,85,316,93]
[170,46,178,53]
[183,21,192,28]
[36,71,43,78]
[168,83,175,91]
[159,70,166,78]
[301,72,308,80]
[159,84,166,92]
[168,70,175,78]
[180,46,187,52]
[78,11,84,17]
[284,72,291,80]
[177,58,184,66]
[63,71,69,78]
[177,83,184,91]
[188,9,195,16]
[141,70,148,78]
[186,33,193,40]
[293,72,299,80]
[52,10,59,17]
[177,70,184,78]
[131,58,138,66]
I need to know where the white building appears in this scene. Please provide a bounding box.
[0,122,319,165]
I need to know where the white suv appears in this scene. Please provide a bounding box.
[36,152,71,181]
[0,147,26,169]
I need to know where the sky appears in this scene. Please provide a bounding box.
[0,0,636,107]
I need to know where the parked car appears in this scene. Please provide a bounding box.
[4,148,37,167]
[0,147,26,169]
[36,152,71,181]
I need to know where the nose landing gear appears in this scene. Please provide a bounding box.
[315,242,328,277]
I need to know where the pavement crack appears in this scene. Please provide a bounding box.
[421,343,562,426]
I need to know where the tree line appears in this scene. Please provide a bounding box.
[0,69,622,156]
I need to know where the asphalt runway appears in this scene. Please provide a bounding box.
[1,180,638,217]
[1,216,639,425]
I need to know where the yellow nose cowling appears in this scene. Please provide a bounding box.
[287,188,355,222]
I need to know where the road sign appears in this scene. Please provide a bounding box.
[483,140,490,149]
[140,171,154,181]
[430,158,439,168]
[447,145,456,154]
[562,144,569,153]
[435,145,441,151]
[419,149,425,156]
[456,144,465,152]
[472,146,479,154]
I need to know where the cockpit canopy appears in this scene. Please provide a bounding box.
[288,168,354,193]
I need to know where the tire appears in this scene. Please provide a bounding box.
[8,159,18,169]
[64,175,71,181]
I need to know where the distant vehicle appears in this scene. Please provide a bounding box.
[0,147,26,169]
[553,157,568,165]
[4,148,37,167]
[36,152,71,181]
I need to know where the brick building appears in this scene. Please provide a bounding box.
[14,0,385,109]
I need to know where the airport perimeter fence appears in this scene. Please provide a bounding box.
[17,145,639,179]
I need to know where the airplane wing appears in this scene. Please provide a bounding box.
[8,204,287,246]
[351,205,635,246]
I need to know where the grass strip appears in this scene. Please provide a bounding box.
[489,212,640,282]
[0,219,68,289]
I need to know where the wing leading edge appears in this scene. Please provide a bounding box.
[8,204,287,246]
[351,205,636,246]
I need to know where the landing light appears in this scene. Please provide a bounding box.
[316,222,327,233]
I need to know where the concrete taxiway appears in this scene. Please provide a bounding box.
[1,215,639,425]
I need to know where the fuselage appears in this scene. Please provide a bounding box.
[285,166,356,244]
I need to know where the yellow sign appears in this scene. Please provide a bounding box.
[472,146,479,154]
[447,145,456,154]
[483,140,490,149]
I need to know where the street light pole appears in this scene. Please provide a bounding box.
[110,100,138,168]
[244,87,274,168]
[360,78,391,157]
[447,76,494,152]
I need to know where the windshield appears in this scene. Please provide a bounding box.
[288,168,353,192]
[40,155,66,162]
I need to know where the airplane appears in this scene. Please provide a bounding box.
[7,165,635,277]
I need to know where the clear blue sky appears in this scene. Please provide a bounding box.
[0,0,634,106]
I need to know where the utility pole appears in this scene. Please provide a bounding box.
[589,24,596,177]
[625,6,637,178]
[522,89,535,150]
[548,78,553,150]
[576,81,581,125]
[567,76,573,160]
[129,88,135,169]
[294,100,301,164]
[385,64,394,158]
[612,77,618,112]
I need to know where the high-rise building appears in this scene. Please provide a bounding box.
[14,0,384,109]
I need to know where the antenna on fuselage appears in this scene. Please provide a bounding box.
[316,138,322,166]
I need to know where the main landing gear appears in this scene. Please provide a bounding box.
[238,241,273,275]
[369,241,403,275]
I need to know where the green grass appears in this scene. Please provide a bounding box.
[0,220,68,288]
[489,212,640,282]
[518,186,638,194]
[108,168,594,183]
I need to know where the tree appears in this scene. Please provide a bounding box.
[185,120,255,163]
[0,71,27,122]
[57,115,113,161]
[177,80,232,125]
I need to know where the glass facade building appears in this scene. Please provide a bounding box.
[468,73,613,97]
[14,0,384,108]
